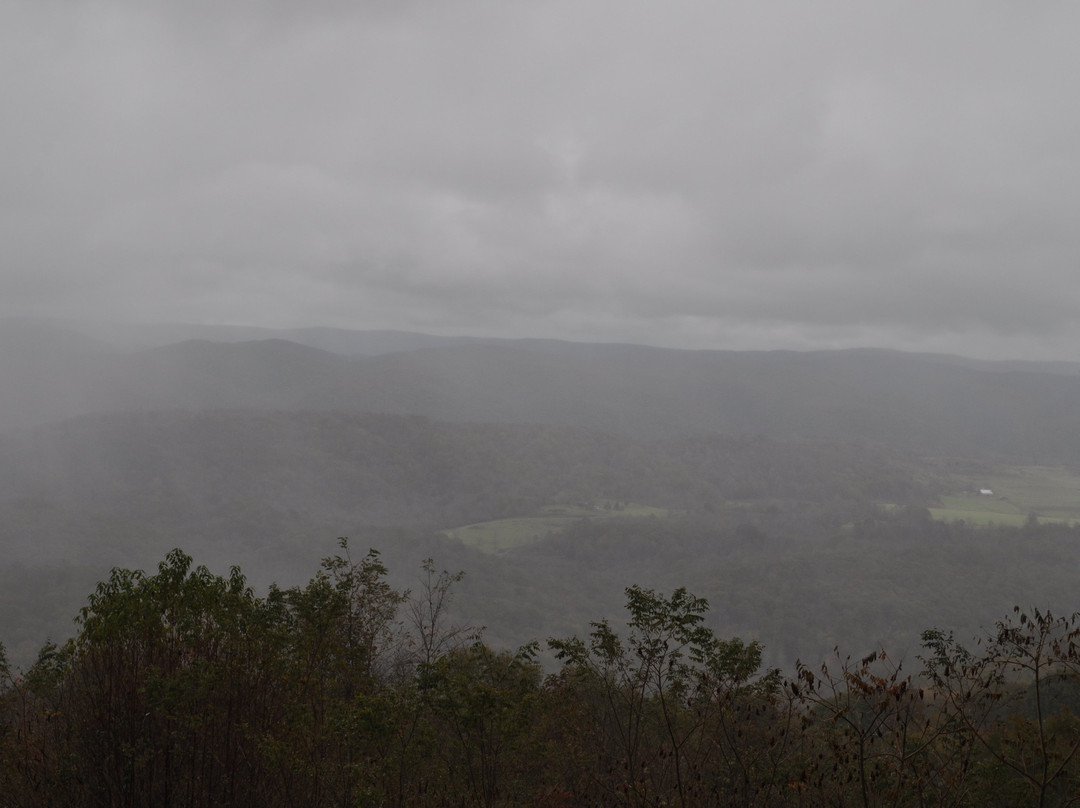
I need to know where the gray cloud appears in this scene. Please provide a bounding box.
[3,0,1079,358]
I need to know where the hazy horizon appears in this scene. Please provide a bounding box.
[9,312,1080,367]
[4,2,1080,361]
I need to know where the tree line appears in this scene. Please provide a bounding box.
[2,543,1080,807]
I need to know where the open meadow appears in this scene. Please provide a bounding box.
[443,501,669,552]
[930,465,1080,527]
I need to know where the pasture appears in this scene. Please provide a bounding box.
[443,500,668,553]
[930,465,1080,527]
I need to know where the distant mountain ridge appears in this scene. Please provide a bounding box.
[3,318,1080,461]
[30,318,494,356]
[40,318,1080,374]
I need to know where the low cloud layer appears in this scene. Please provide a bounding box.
[3,1,1079,359]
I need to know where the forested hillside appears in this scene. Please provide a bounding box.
[1,405,1079,672]
[0,409,931,663]
[6,320,1080,460]
[0,410,931,530]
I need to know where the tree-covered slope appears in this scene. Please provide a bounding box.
[7,320,1080,461]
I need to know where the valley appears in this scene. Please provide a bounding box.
[1,320,1079,674]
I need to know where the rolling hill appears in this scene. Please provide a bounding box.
[4,319,1080,462]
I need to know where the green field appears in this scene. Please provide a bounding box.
[930,465,1080,527]
[443,501,669,553]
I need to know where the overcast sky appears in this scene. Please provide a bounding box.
[3,1,1079,359]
